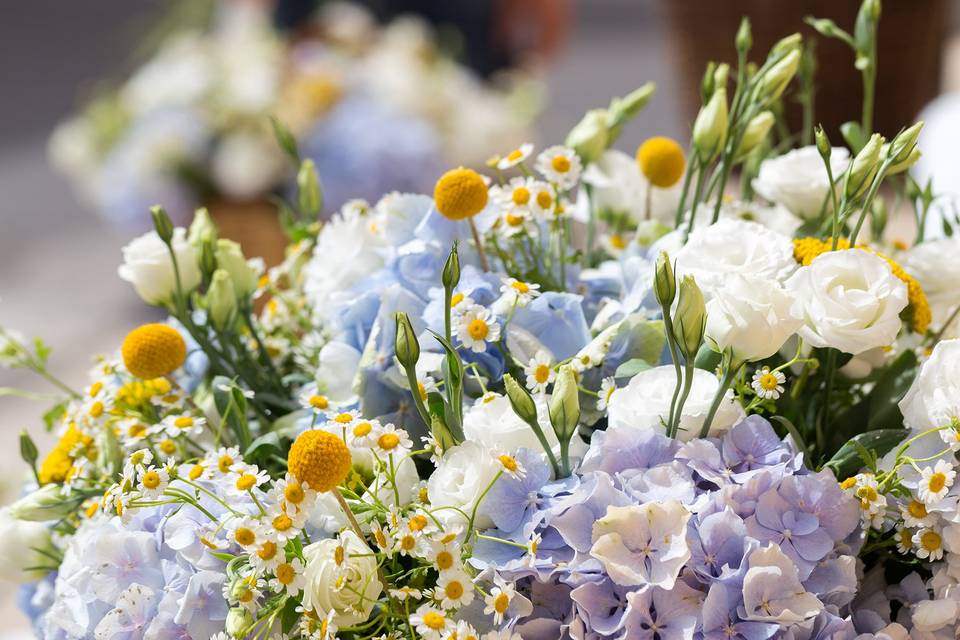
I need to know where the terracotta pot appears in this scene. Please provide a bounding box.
[207,200,288,267]
[661,0,947,140]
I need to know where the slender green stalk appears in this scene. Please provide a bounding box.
[699,361,743,438]
[671,360,697,438]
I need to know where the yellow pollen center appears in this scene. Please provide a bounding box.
[128,424,147,438]
[218,455,234,473]
[335,545,345,565]
[445,581,464,599]
[498,455,519,473]
[511,281,530,294]
[273,514,293,532]
[334,413,353,424]
[610,234,626,250]
[236,474,257,491]
[353,422,373,437]
[409,514,429,531]
[235,527,256,546]
[534,365,550,384]
[536,191,553,209]
[89,402,104,419]
[494,592,509,613]
[840,477,857,490]
[276,563,295,585]
[284,483,305,504]
[451,292,465,307]
[436,550,454,570]
[908,500,928,519]
[467,319,489,341]
[401,535,416,551]
[506,212,524,226]
[159,439,176,454]
[759,374,780,390]
[174,416,194,428]
[512,187,530,205]
[928,473,946,493]
[921,531,942,551]
[378,433,401,450]
[423,612,446,630]
[258,541,277,560]
[89,382,103,397]
[551,155,571,172]
[142,471,161,489]
[507,149,523,162]
[309,395,329,410]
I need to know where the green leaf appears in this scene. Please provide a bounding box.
[209,551,237,563]
[42,401,67,432]
[618,318,666,366]
[840,121,866,153]
[213,376,252,450]
[867,349,917,430]
[823,429,907,479]
[0,387,58,401]
[280,596,301,633]
[614,358,651,379]
[245,431,282,459]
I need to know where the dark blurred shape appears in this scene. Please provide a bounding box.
[662,0,947,139]
[274,0,570,75]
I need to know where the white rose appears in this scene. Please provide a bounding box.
[607,365,745,441]
[0,507,53,583]
[752,145,849,219]
[688,200,803,237]
[705,275,802,363]
[118,227,201,305]
[785,249,908,355]
[675,218,797,295]
[427,441,500,529]
[904,237,960,339]
[210,130,286,201]
[462,393,586,459]
[301,530,383,627]
[899,339,960,432]
[578,150,680,226]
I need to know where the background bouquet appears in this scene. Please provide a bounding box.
[3,0,960,638]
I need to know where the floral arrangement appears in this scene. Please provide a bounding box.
[48,1,538,229]
[5,1,960,638]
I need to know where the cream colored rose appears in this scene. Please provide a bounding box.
[904,236,960,339]
[302,530,383,627]
[753,145,849,219]
[118,227,200,305]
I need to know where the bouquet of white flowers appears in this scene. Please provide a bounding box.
[5,1,960,638]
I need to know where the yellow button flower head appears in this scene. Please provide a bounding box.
[121,324,187,379]
[433,167,488,220]
[287,429,352,492]
[636,137,686,188]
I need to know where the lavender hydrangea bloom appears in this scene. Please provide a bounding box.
[721,415,803,481]
[580,428,678,476]
[702,583,778,640]
[619,580,703,640]
[481,449,554,533]
[688,507,755,585]
[569,577,633,637]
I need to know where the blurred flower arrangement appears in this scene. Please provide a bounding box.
[48,1,539,230]
[4,0,960,638]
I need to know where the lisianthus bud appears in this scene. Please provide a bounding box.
[200,238,218,282]
[225,607,252,637]
[504,373,538,425]
[8,485,81,521]
[565,108,610,164]
[673,275,706,359]
[770,33,802,57]
[814,125,832,161]
[394,312,420,369]
[883,145,920,176]
[693,88,728,159]
[888,121,924,165]
[606,82,655,143]
[206,270,237,330]
[215,239,258,298]
[736,111,774,159]
[713,63,730,92]
[548,365,580,442]
[297,159,322,215]
[846,133,885,199]
[736,17,753,53]
[150,205,174,245]
[762,49,801,102]
[442,243,460,291]
[701,62,717,100]
[187,207,217,247]
[19,430,37,469]
[654,251,676,307]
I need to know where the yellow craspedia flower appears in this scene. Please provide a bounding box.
[121,324,187,380]
[287,429,352,492]
[433,167,488,220]
[792,238,932,334]
[636,137,685,188]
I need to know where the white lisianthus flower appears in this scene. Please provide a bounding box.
[590,502,691,589]
[785,249,908,355]
[427,441,501,529]
[705,275,802,363]
[899,339,960,432]
[606,365,745,441]
[752,145,850,219]
[742,544,823,624]
[904,236,960,339]
[0,506,54,583]
[301,530,383,627]
[578,150,681,225]
[118,227,201,305]
[675,218,797,295]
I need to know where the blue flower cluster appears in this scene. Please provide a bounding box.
[472,416,869,640]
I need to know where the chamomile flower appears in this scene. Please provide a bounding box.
[372,423,413,457]
[483,580,517,625]
[423,433,445,465]
[124,448,153,477]
[851,475,887,529]
[493,177,536,212]
[231,466,270,495]
[524,350,555,394]
[603,232,632,256]
[939,423,960,452]
[751,367,786,400]
[249,539,283,574]
[496,143,533,170]
[266,504,307,543]
[901,497,938,528]
[444,621,480,640]
[230,517,263,550]
[497,453,526,480]
[272,474,317,515]
[371,522,392,552]
[328,410,360,431]
[299,390,332,414]
[426,539,462,574]
[449,292,475,316]
[535,145,582,189]
[499,277,541,308]
[436,570,474,609]
[137,465,169,499]
[498,209,532,238]
[411,603,450,639]
[393,525,425,558]
[390,586,423,601]
[919,460,956,504]
[895,525,914,554]
[913,527,945,560]
[347,418,380,448]
[454,305,501,353]
[528,183,557,219]
[270,558,305,597]
[155,438,179,461]
[597,377,617,412]
[119,419,150,447]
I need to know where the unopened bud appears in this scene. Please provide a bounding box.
[736,17,753,54]
[770,33,802,58]
[762,49,801,102]
[565,108,610,165]
[9,485,80,522]
[19,430,37,468]
[846,133,884,199]
[394,312,420,369]
[548,365,580,442]
[654,251,676,307]
[225,607,253,637]
[606,83,655,144]
[150,206,174,244]
[504,373,538,426]
[206,270,237,331]
[187,207,217,247]
[297,159,322,216]
[693,88,728,159]
[814,125,832,161]
[736,111,774,158]
[713,63,730,92]
[673,275,706,359]
[889,121,924,165]
[884,145,920,176]
[442,243,461,291]
[215,239,258,298]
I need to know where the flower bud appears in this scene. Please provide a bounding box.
[215,239,258,298]
[606,83,655,144]
[814,125,832,161]
[394,312,420,369]
[548,365,580,442]
[565,108,610,165]
[200,238,218,281]
[770,33,802,58]
[712,64,730,92]
[672,275,706,359]
[297,159,322,216]
[504,373,539,425]
[889,121,924,164]
[701,61,717,100]
[225,607,253,637]
[654,251,676,307]
[883,144,920,175]
[8,485,81,521]
[761,49,801,102]
[97,419,123,477]
[846,132,884,199]
[693,88,728,159]
[736,17,753,54]
[19,430,37,469]
[442,243,461,291]
[206,269,237,331]
[187,207,217,247]
[150,205,174,245]
[736,111,774,159]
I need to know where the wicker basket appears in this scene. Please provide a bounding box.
[661,0,947,139]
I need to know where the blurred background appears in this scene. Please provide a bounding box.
[1,0,959,630]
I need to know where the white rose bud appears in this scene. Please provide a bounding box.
[705,275,802,363]
[785,249,908,355]
[426,441,501,529]
[118,227,201,306]
[0,506,53,583]
[302,530,383,627]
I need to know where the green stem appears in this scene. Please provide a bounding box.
[699,361,742,438]
[583,184,596,268]
[661,310,683,436]
[672,361,697,438]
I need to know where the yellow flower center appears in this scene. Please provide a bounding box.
[284,482,305,504]
[498,454,520,473]
[273,513,294,532]
[128,423,147,438]
[840,477,857,490]
[334,413,353,424]
[88,402,104,419]
[276,563,295,585]
[235,527,256,546]
[258,541,277,560]
[636,137,686,188]
[401,535,416,551]
[506,149,524,162]
[419,487,430,503]
[423,612,446,630]
[218,455,235,473]
[445,581,465,599]
[309,395,329,410]
[908,500,928,519]
[467,319,489,341]
[898,529,912,547]
[534,364,551,384]
[759,374,780,391]
[418,382,428,402]
[551,155,571,173]
[142,471,161,489]
[921,530,942,551]
[236,474,257,491]
[89,382,103,397]
[451,292,465,307]
[159,439,176,455]
[610,234,626,250]
[353,422,373,438]
[511,281,530,294]
[436,550,455,570]
[928,473,946,493]
[494,592,510,614]
[536,190,553,209]
[121,323,187,380]
[505,212,525,227]
[378,433,401,451]
[188,464,204,481]
[856,486,878,504]
[334,545,345,566]
[434,167,488,220]
[174,416,194,429]
[512,187,531,206]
